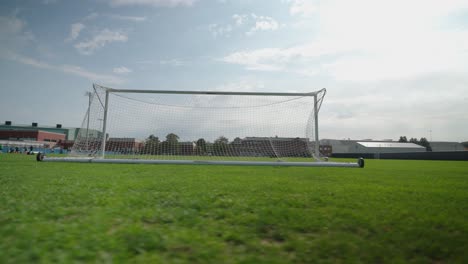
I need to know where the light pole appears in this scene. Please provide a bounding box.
[85,91,92,151]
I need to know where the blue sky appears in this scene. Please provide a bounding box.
[1,0,467,142]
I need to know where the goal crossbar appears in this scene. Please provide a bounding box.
[99,86,325,97]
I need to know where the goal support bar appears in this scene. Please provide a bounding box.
[37,154,364,168]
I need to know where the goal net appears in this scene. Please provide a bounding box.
[69,84,327,164]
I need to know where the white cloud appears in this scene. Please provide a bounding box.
[221,41,347,74]
[246,14,280,36]
[232,14,248,26]
[113,66,132,74]
[107,14,147,22]
[222,0,468,81]
[0,15,34,44]
[66,23,85,42]
[207,13,281,38]
[319,73,468,141]
[222,48,285,71]
[7,53,124,84]
[74,29,128,55]
[65,13,144,45]
[212,79,265,93]
[288,0,317,17]
[84,13,145,22]
[316,0,468,81]
[61,65,124,84]
[208,23,233,38]
[107,0,196,7]
[159,59,186,67]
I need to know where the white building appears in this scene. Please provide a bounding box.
[354,142,425,154]
[429,142,465,152]
[321,139,425,154]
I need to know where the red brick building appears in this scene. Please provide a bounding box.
[0,130,65,143]
[106,138,143,153]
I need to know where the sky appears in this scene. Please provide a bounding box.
[0,0,467,142]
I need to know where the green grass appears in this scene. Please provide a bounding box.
[1,154,467,263]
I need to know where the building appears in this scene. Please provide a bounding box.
[229,137,331,157]
[0,121,77,140]
[429,141,465,152]
[179,142,196,155]
[354,141,425,153]
[321,139,426,154]
[0,129,65,143]
[0,121,104,151]
[320,139,357,154]
[106,138,143,153]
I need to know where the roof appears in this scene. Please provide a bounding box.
[243,137,309,142]
[357,142,425,149]
[0,129,66,136]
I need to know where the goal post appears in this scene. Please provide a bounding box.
[38,84,363,168]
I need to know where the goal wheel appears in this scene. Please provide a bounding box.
[358,158,365,168]
[36,152,45,162]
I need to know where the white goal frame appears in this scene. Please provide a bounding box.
[38,84,364,168]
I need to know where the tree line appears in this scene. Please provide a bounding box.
[141,133,243,155]
[398,136,432,151]
[140,133,311,157]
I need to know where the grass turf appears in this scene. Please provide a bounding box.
[1,154,467,263]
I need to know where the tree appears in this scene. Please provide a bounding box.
[230,137,242,156]
[166,133,179,144]
[293,137,309,157]
[161,133,179,154]
[142,134,160,155]
[213,136,229,156]
[418,137,432,151]
[406,137,432,151]
[196,138,207,155]
[398,136,408,142]
[232,137,242,145]
[215,136,229,144]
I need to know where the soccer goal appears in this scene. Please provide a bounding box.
[37,84,363,168]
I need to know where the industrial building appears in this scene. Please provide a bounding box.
[429,142,465,152]
[320,139,426,154]
[0,129,65,143]
[354,141,426,153]
[0,121,79,140]
[321,139,467,155]
[106,138,144,153]
[0,120,105,152]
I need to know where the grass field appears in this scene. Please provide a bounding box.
[1,154,467,263]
